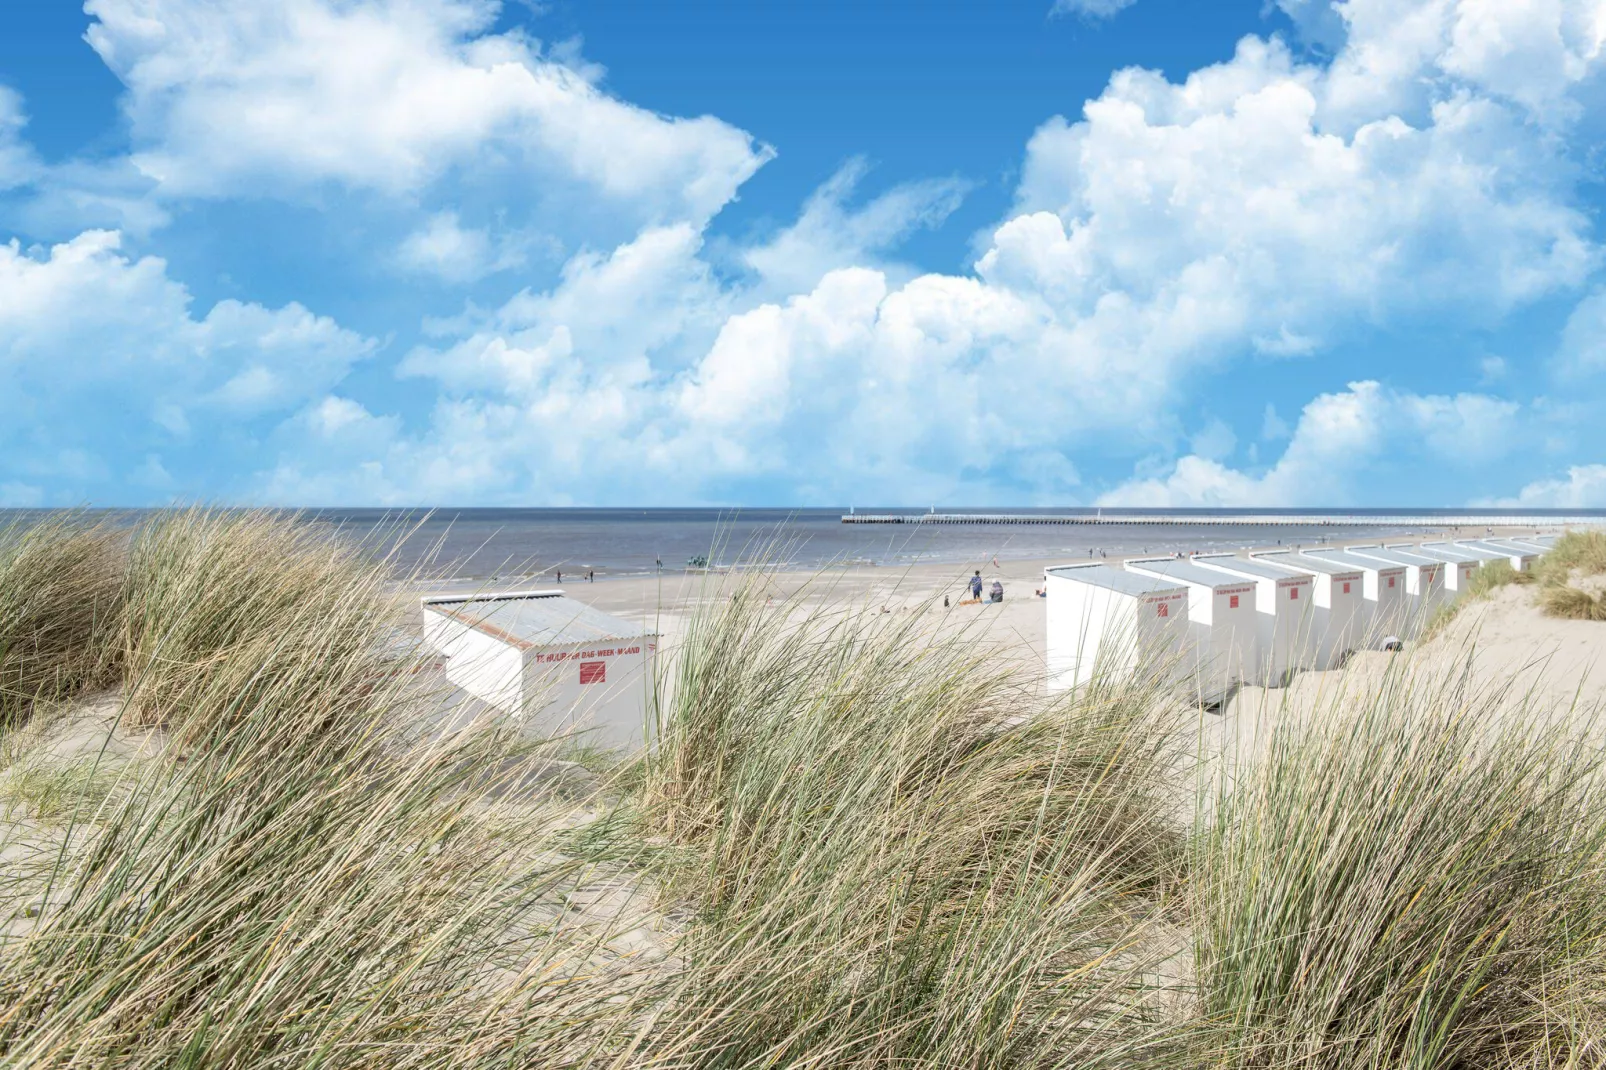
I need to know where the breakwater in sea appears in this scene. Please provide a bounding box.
[842,513,1604,527]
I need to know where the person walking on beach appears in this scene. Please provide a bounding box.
[970,571,983,601]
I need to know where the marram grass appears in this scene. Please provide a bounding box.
[636,574,1194,1068]
[1541,584,1606,622]
[3,511,1606,1068]
[1535,531,1606,622]
[0,513,124,729]
[1194,665,1606,1069]
[0,511,630,1067]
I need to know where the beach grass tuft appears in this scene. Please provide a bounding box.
[636,572,1192,1067]
[1422,558,1532,639]
[1540,583,1606,621]
[117,508,402,742]
[1527,531,1606,622]
[1534,530,1606,585]
[1468,556,1534,595]
[1194,667,1606,1068]
[0,513,125,730]
[0,760,119,822]
[0,509,632,1067]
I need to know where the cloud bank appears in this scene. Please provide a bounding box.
[4,0,1606,506]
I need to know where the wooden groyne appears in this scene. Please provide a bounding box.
[841,513,1603,527]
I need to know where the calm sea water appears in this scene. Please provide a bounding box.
[6,507,1580,583]
[294,508,1555,582]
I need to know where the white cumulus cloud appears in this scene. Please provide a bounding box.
[741,159,969,297]
[259,1,1606,504]
[1051,0,1140,20]
[8,0,1606,506]
[0,86,38,191]
[0,229,375,499]
[84,0,772,225]
[1095,381,1525,506]
[1500,464,1606,506]
[395,210,534,284]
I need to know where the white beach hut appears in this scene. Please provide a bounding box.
[421,590,659,752]
[1468,539,1541,571]
[1250,550,1366,670]
[1397,542,1479,596]
[1304,548,1409,646]
[1043,564,1189,691]
[1124,558,1259,703]
[1192,554,1315,685]
[1346,545,1446,632]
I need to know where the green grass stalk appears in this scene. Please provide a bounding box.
[1194,666,1606,1069]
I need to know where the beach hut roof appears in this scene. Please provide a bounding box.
[1193,554,1306,581]
[422,590,653,650]
[1407,543,1480,563]
[1046,564,1180,597]
[1306,548,1407,573]
[1346,545,1437,567]
[1254,551,1361,577]
[1436,542,1509,562]
[1474,539,1542,557]
[1126,558,1251,590]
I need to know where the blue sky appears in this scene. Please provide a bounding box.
[2,0,1606,508]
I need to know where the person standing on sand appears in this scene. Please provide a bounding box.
[970,571,983,600]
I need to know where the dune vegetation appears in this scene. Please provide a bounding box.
[1534,530,1606,621]
[1425,533,1606,636]
[1,511,1605,1068]
[0,513,124,730]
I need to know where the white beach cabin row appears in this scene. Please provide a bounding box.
[1192,554,1314,686]
[1123,558,1261,700]
[1045,532,1567,704]
[1249,551,1367,669]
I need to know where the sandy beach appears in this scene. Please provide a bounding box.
[438,525,1594,707]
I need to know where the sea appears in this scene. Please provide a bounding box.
[291,507,1579,583]
[7,507,1587,583]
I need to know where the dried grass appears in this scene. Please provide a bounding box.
[0,514,124,730]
